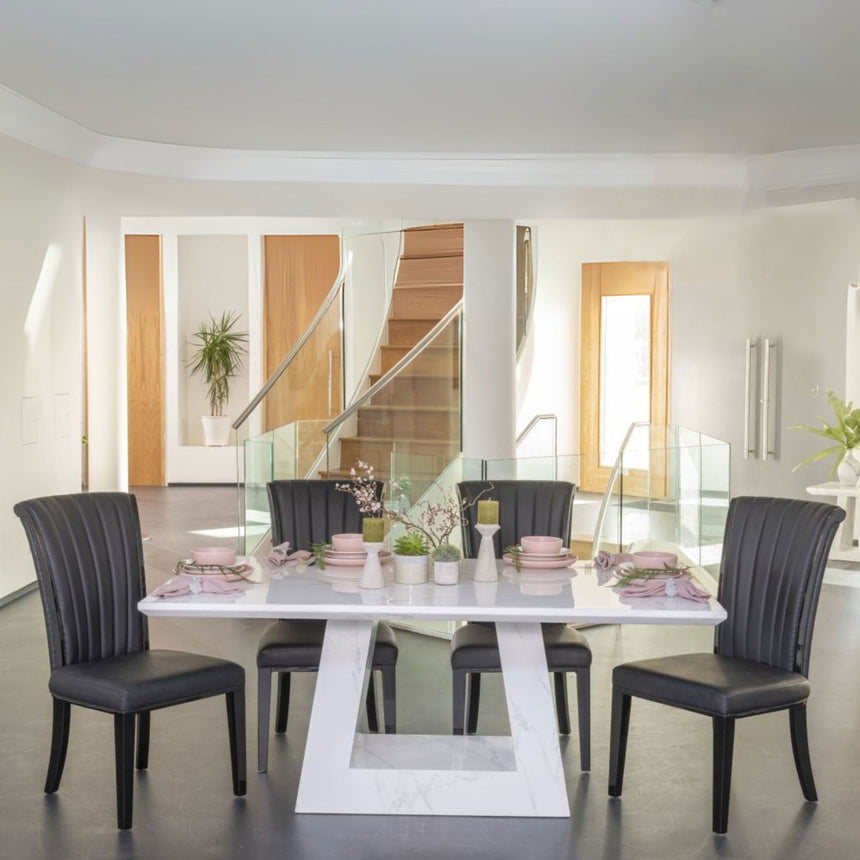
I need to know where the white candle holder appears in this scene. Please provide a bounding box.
[473,523,500,582]
[359,542,387,589]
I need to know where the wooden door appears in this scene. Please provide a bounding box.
[263,235,341,435]
[580,262,670,495]
[125,235,165,486]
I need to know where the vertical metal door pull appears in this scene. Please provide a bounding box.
[744,338,758,459]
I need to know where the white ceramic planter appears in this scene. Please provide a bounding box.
[433,560,460,585]
[837,449,860,486]
[201,415,231,446]
[393,554,429,584]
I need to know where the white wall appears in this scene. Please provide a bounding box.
[0,137,83,599]
[522,201,860,500]
[2,135,858,600]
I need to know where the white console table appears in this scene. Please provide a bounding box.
[806,482,860,562]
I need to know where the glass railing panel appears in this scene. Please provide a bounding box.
[591,423,730,580]
[515,225,535,356]
[515,414,557,463]
[343,229,402,405]
[324,306,462,486]
[239,430,274,555]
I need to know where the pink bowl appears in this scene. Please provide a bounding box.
[631,551,678,570]
[191,546,237,566]
[331,533,364,552]
[520,536,564,555]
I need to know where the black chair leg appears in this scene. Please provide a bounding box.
[553,672,571,735]
[136,711,150,771]
[381,666,396,733]
[257,667,273,773]
[712,716,735,834]
[44,698,71,794]
[274,672,290,734]
[226,691,247,797]
[366,673,380,733]
[453,669,467,735]
[608,688,631,797]
[789,704,818,801]
[114,713,135,830]
[576,668,591,772]
[466,673,481,734]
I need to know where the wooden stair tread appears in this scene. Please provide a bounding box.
[394,280,463,288]
[340,434,458,445]
[403,223,462,232]
[358,404,458,413]
[370,373,457,382]
[380,343,457,352]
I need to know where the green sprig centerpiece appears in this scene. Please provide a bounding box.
[311,541,332,570]
[613,565,690,587]
[504,545,522,572]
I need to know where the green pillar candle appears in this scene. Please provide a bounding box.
[362,517,385,542]
[477,500,499,525]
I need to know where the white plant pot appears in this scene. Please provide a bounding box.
[433,560,460,585]
[201,416,231,447]
[837,449,860,486]
[393,554,429,584]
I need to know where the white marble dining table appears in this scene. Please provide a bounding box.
[139,558,726,818]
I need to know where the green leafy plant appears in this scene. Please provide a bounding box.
[613,566,690,587]
[504,545,522,572]
[188,311,249,416]
[393,531,429,557]
[790,389,860,477]
[311,541,332,570]
[431,543,462,562]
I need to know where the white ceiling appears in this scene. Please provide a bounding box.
[0,0,858,156]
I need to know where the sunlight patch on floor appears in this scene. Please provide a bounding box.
[190,525,269,539]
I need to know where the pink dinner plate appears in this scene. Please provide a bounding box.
[503,552,577,570]
[516,548,572,560]
[324,551,391,568]
[324,549,369,559]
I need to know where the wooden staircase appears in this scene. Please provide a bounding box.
[326,224,463,488]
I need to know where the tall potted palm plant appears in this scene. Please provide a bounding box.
[188,311,248,446]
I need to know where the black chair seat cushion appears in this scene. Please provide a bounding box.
[257,620,398,669]
[613,652,811,718]
[49,649,245,714]
[451,623,592,671]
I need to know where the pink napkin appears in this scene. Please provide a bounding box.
[616,572,710,603]
[153,574,244,599]
[594,551,633,570]
[267,541,292,565]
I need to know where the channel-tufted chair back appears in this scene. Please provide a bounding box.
[714,496,844,675]
[457,480,575,558]
[267,479,383,550]
[14,493,148,670]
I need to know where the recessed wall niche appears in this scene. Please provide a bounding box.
[177,235,250,447]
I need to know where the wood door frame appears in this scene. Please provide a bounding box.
[580,261,670,496]
[125,235,166,486]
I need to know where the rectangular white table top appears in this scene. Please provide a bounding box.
[139,559,726,626]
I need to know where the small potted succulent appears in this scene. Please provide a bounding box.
[431,543,462,585]
[392,531,430,584]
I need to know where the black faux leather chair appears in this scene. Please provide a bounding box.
[14,493,246,830]
[608,496,844,833]
[257,479,398,773]
[451,480,592,770]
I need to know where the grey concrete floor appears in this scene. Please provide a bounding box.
[1,486,860,859]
